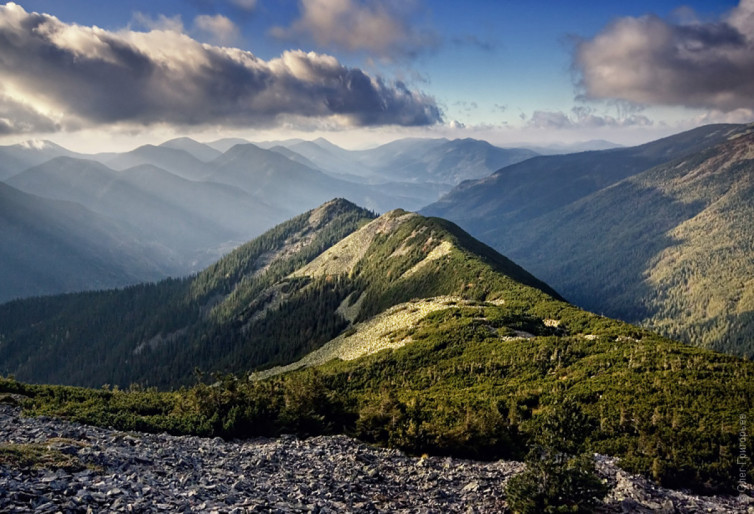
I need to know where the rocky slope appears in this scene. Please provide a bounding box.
[1,405,751,513]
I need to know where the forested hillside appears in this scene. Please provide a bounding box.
[0,199,560,388]
[423,123,754,356]
[0,200,376,387]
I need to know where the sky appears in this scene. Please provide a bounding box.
[0,0,752,151]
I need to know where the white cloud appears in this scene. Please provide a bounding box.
[271,0,438,59]
[575,0,754,112]
[527,107,652,130]
[0,3,442,134]
[131,12,184,33]
[193,14,241,46]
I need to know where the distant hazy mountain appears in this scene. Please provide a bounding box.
[102,145,211,181]
[524,139,624,155]
[365,138,538,184]
[275,139,373,179]
[423,123,754,356]
[267,137,537,186]
[266,145,330,173]
[205,137,253,153]
[159,137,222,162]
[0,182,172,303]
[206,143,427,213]
[0,140,77,180]
[7,157,285,271]
[121,164,285,239]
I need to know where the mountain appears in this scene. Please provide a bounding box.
[205,137,253,152]
[422,123,754,356]
[270,137,537,186]
[205,143,429,213]
[6,157,279,272]
[102,145,211,181]
[0,199,376,386]
[159,137,222,162]
[274,139,373,180]
[0,140,77,180]
[120,164,285,241]
[0,197,561,388]
[0,198,751,496]
[0,182,172,303]
[524,139,624,155]
[355,138,538,185]
[266,145,328,173]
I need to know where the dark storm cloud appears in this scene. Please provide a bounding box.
[0,3,442,133]
[574,0,754,112]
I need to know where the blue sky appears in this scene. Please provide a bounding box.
[1,0,751,150]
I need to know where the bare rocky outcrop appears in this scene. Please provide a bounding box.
[1,405,752,513]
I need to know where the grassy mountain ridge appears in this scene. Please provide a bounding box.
[0,199,564,388]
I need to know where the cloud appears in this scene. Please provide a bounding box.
[0,3,441,134]
[271,0,438,60]
[527,107,652,130]
[0,91,61,135]
[131,12,185,32]
[193,14,241,45]
[133,11,241,46]
[575,0,754,112]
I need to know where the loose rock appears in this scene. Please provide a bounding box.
[0,405,751,512]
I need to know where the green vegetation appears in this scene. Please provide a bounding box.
[505,400,607,513]
[0,441,88,472]
[498,132,754,357]
[1,196,752,499]
[0,199,376,387]
[424,124,754,357]
[2,296,752,494]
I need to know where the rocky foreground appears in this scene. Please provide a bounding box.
[0,405,752,513]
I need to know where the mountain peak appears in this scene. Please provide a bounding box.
[307,198,370,225]
[16,139,64,151]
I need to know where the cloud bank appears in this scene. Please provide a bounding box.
[575,0,754,112]
[271,0,438,59]
[526,107,651,130]
[0,3,441,134]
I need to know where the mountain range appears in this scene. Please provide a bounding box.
[0,136,531,303]
[2,124,752,358]
[0,182,172,299]
[0,199,751,496]
[423,123,754,356]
